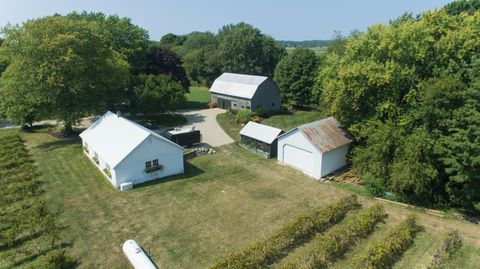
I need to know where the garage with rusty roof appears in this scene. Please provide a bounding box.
[277,117,353,179]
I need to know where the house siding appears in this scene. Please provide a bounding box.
[114,135,184,188]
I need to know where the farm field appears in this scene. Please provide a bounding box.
[0,127,479,268]
[180,86,211,110]
[286,46,328,55]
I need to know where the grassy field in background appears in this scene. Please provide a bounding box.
[180,86,211,110]
[1,126,479,268]
[286,46,328,56]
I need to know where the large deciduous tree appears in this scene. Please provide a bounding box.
[217,22,285,77]
[133,74,186,114]
[317,9,480,211]
[0,16,129,134]
[144,46,190,92]
[274,48,319,107]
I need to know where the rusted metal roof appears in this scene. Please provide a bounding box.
[297,117,353,153]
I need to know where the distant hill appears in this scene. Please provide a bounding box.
[276,40,333,48]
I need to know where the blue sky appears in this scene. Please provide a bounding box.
[0,0,454,40]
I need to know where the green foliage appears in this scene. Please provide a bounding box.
[144,46,190,91]
[429,231,463,269]
[236,109,255,124]
[318,8,480,211]
[280,204,386,269]
[274,48,319,106]
[134,74,186,114]
[0,135,70,267]
[254,106,268,117]
[217,22,286,77]
[444,0,480,15]
[0,16,129,133]
[357,214,422,269]
[159,33,186,49]
[208,195,359,269]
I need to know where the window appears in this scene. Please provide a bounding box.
[233,103,237,107]
[145,161,152,169]
[272,102,275,106]
[152,159,159,166]
[241,105,244,108]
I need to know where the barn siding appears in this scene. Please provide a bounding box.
[251,79,281,112]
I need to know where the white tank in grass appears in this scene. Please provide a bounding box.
[122,239,158,269]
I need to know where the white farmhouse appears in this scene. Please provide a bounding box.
[277,117,353,179]
[79,111,184,189]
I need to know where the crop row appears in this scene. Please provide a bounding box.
[356,214,422,269]
[280,204,387,269]
[209,194,360,269]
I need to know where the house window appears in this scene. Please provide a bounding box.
[233,103,237,107]
[241,105,244,108]
[145,161,152,169]
[152,159,159,166]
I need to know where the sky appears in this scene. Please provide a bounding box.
[0,0,455,41]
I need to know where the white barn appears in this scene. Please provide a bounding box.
[79,111,184,189]
[277,117,353,179]
[209,73,281,112]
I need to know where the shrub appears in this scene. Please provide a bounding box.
[428,230,462,269]
[356,214,422,269]
[280,204,387,269]
[103,168,112,178]
[255,106,268,117]
[208,195,359,269]
[236,109,255,124]
[250,115,261,123]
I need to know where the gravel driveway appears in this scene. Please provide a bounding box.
[178,108,234,147]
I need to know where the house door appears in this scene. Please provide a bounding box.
[217,98,231,109]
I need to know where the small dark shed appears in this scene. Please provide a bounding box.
[239,122,283,158]
[165,126,201,147]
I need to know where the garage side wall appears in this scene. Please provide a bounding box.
[114,136,184,188]
[320,144,349,177]
[277,130,322,179]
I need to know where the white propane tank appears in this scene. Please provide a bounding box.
[122,239,158,269]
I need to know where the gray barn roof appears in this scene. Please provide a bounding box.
[209,73,269,99]
[240,121,283,144]
[281,117,353,153]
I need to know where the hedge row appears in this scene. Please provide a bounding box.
[280,204,387,269]
[356,214,422,269]
[208,195,360,269]
[428,230,462,269]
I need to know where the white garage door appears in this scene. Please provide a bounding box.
[283,144,314,174]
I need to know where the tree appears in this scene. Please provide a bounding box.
[444,0,480,15]
[274,48,319,107]
[317,8,480,211]
[65,12,150,74]
[159,33,186,50]
[134,74,186,114]
[217,22,285,77]
[0,16,129,134]
[144,46,190,91]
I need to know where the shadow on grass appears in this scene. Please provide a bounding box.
[36,137,80,151]
[133,162,205,190]
[180,100,208,110]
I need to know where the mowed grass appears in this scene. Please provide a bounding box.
[180,86,211,109]
[1,128,480,268]
[216,112,241,141]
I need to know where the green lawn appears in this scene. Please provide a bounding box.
[216,110,329,143]
[180,86,211,109]
[125,113,187,128]
[1,128,480,269]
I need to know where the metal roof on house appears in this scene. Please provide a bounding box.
[209,73,269,99]
[280,117,353,153]
[79,111,183,168]
[239,121,283,144]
